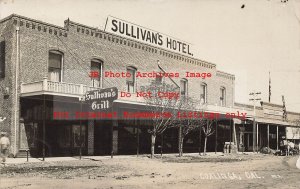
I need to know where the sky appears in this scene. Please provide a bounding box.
[1,0,300,112]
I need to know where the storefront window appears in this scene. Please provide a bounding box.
[72,125,86,147]
[58,126,71,148]
[24,122,38,148]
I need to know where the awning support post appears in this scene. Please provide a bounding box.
[267,124,269,149]
[256,123,259,153]
[276,125,279,151]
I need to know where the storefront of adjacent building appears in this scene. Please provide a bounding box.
[0,14,299,157]
[235,102,300,153]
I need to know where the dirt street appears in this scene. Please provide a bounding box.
[0,154,299,189]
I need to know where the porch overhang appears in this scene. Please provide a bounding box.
[247,117,297,127]
[21,78,254,118]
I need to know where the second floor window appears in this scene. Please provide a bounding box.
[200,83,207,104]
[0,41,5,78]
[48,51,63,82]
[90,59,103,88]
[126,66,136,93]
[180,79,188,96]
[220,87,226,106]
[155,75,163,84]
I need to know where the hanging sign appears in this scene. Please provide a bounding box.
[85,87,118,110]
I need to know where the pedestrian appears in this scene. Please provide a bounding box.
[279,136,288,156]
[0,132,10,163]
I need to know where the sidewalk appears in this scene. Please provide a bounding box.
[1,152,264,165]
[2,156,79,165]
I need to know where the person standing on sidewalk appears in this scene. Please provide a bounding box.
[0,132,10,163]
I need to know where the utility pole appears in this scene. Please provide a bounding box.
[249,91,261,153]
[282,95,287,121]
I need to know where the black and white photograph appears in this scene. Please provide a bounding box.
[0,0,300,188]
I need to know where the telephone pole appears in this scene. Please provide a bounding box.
[249,91,261,153]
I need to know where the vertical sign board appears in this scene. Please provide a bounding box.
[85,87,118,111]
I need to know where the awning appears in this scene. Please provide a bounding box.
[247,117,296,126]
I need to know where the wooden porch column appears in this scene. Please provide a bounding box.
[136,125,140,157]
[253,118,256,153]
[199,125,202,155]
[233,120,236,144]
[229,119,232,153]
[267,124,269,149]
[233,119,238,153]
[276,125,279,150]
[215,119,218,154]
[42,95,46,161]
[87,120,94,155]
[111,119,118,156]
[256,123,259,152]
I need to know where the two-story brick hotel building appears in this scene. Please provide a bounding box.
[0,14,299,157]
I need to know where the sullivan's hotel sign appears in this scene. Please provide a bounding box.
[105,16,194,56]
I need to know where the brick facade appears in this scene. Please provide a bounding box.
[1,14,299,156]
[0,15,234,156]
[0,15,233,106]
[0,17,18,155]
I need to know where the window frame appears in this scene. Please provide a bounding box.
[48,50,63,82]
[126,66,137,93]
[180,78,188,97]
[200,82,207,104]
[90,59,103,88]
[220,86,226,106]
[155,75,163,84]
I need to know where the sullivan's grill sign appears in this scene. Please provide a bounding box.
[85,87,118,110]
[105,16,194,56]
